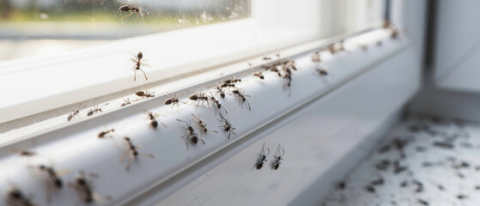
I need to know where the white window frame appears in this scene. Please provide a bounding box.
[0,1,404,205]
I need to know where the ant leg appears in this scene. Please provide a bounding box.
[185,140,189,150]
[140,69,148,81]
[199,139,205,144]
[121,11,134,21]
[141,153,155,158]
[134,69,137,82]
[227,132,231,139]
[126,156,132,171]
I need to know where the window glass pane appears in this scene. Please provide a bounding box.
[0,0,251,61]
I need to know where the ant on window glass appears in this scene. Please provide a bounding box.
[118,0,150,21]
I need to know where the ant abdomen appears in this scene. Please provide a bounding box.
[119,5,130,12]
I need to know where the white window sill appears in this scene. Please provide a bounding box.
[0,29,408,205]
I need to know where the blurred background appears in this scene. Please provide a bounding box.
[0,0,250,61]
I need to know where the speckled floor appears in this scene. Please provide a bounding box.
[321,116,480,206]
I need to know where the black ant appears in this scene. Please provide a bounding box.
[135,89,155,99]
[337,40,345,52]
[98,127,115,138]
[30,164,70,203]
[177,119,205,150]
[121,98,132,107]
[191,113,218,136]
[270,145,284,170]
[10,140,37,158]
[213,86,226,99]
[252,71,265,80]
[360,44,368,51]
[165,93,186,112]
[251,143,269,171]
[69,171,109,204]
[87,103,109,116]
[263,64,282,77]
[316,67,328,76]
[262,56,273,61]
[220,82,237,89]
[208,92,228,114]
[67,103,85,121]
[231,90,251,111]
[311,51,321,63]
[218,113,237,139]
[327,43,337,54]
[121,137,154,171]
[5,184,36,206]
[143,109,167,129]
[222,77,242,85]
[130,51,150,82]
[282,59,297,71]
[188,92,210,109]
[118,0,149,21]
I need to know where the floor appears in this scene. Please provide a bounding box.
[321,115,480,206]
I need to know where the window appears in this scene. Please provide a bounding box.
[0,1,403,204]
[0,0,388,144]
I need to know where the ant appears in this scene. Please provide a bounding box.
[30,164,70,203]
[222,77,242,85]
[231,90,251,111]
[67,103,85,121]
[213,86,226,99]
[220,82,237,89]
[87,103,109,116]
[316,67,328,76]
[263,63,282,77]
[208,93,228,115]
[191,113,218,136]
[165,93,186,113]
[98,127,115,138]
[121,137,154,171]
[10,140,37,158]
[327,43,337,54]
[130,51,150,82]
[282,59,297,71]
[5,184,36,206]
[311,51,321,63]
[135,89,155,99]
[118,0,149,21]
[218,113,237,139]
[270,145,284,170]
[188,92,210,109]
[69,171,109,204]
[143,109,167,129]
[177,119,205,150]
[252,71,265,80]
[251,143,269,171]
[337,40,345,52]
[121,98,132,107]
